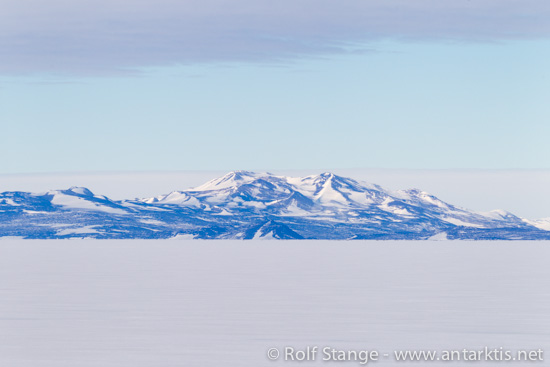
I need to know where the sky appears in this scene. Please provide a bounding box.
[1,0,549,174]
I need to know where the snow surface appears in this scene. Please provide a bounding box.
[193,171,263,191]
[524,218,550,231]
[56,225,100,236]
[428,232,449,240]
[0,240,549,366]
[138,219,165,225]
[480,209,515,220]
[1,198,20,206]
[141,191,201,206]
[48,192,127,215]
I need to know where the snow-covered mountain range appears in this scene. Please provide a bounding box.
[1,171,549,240]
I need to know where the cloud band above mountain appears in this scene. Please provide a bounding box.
[2,0,549,75]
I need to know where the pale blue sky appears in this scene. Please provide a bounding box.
[1,0,549,174]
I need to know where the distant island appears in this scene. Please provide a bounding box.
[1,171,549,240]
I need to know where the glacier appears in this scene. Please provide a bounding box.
[0,171,549,240]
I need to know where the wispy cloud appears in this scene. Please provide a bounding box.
[1,0,549,75]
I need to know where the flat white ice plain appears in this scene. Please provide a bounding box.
[0,240,549,366]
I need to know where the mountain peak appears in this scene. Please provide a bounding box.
[193,171,265,191]
[312,172,337,180]
[226,170,257,178]
[67,187,94,196]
